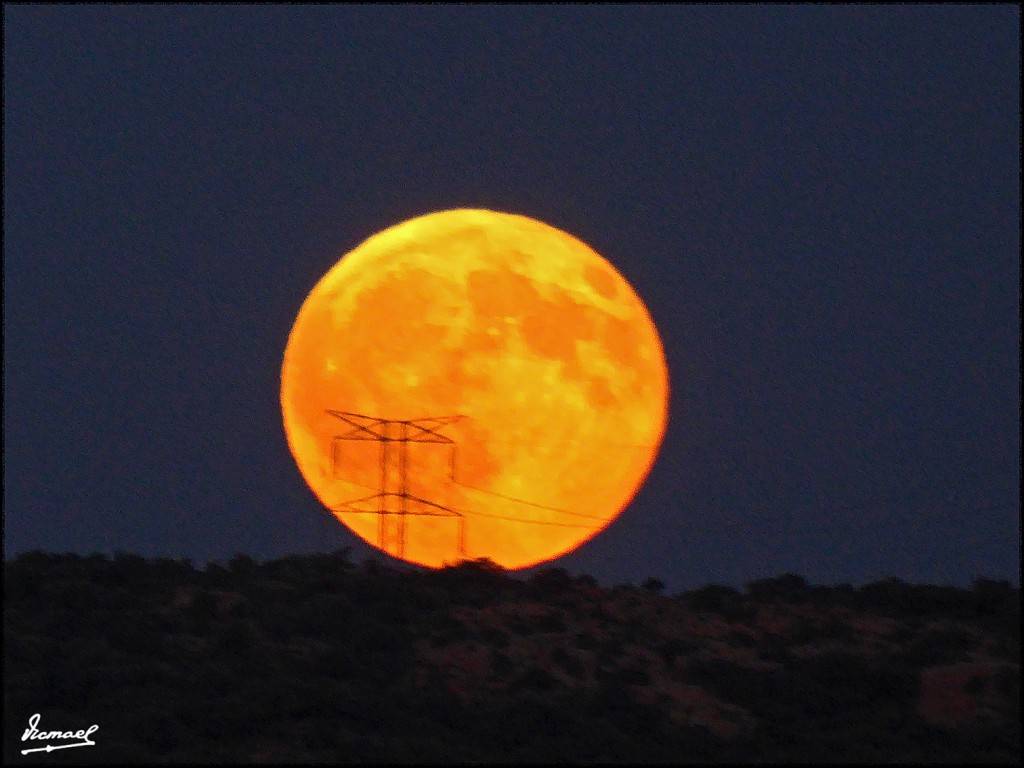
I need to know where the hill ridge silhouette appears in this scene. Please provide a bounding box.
[4,550,1019,762]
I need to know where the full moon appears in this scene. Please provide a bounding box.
[281,209,669,569]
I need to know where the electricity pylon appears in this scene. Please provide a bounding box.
[326,410,465,560]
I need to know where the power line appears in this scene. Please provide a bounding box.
[452,507,603,529]
[326,411,616,550]
[330,473,612,527]
[470,436,658,450]
[454,480,611,521]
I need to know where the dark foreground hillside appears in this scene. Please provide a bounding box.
[4,551,1019,763]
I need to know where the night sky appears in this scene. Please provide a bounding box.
[4,5,1019,591]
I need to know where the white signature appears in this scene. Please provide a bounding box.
[21,713,98,754]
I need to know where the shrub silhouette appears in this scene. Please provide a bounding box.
[641,576,666,594]
[746,573,810,603]
[685,583,741,614]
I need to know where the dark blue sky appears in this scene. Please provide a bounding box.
[4,5,1019,590]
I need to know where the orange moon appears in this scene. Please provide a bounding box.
[281,209,669,569]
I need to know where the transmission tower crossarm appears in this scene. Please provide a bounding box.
[401,493,463,516]
[399,415,466,443]
[326,410,465,443]
[325,410,390,440]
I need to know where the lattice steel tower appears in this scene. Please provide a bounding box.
[325,410,465,560]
